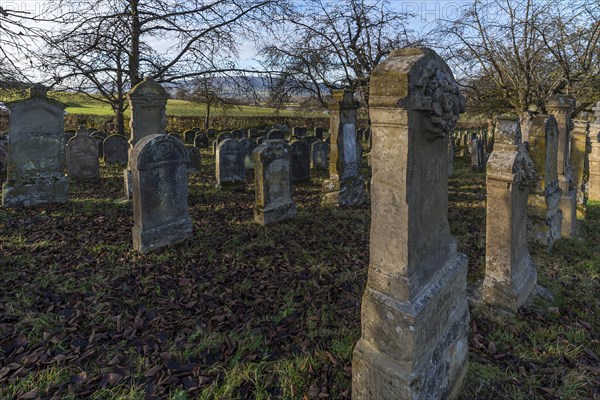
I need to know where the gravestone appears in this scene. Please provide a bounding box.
[0,136,7,180]
[247,128,259,138]
[130,134,192,252]
[67,130,100,179]
[571,120,589,217]
[301,135,318,149]
[322,90,364,206]
[547,95,577,237]
[187,146,201,174]
[447,136,455,177]
[356,128,364,141]
[215,138,244,187]
[256,136,265,146]
[2,85,69,207]
[124,78,168,199]
[92,132,105,158]
[183,129,196,143]
[103,135,128,165]
[213,132,233,155]
[92,130,107,140]
[315,127,324,141]
[253,140,297,225]
[352,48,469,400]
[311,140,329,169]
[470,138,484,171]
[194,132,209,148]
[206,128,216,138]
[484,116,537,312]
[239,138,258,172]
[168,132,182,140]
[289,140,310,182]
[292,126,304,138]
[527,115,562,247]
[266,130,285,140]
[232,129,245,139]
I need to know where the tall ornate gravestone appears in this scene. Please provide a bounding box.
[352,48,469,400]
[589,103,600,201]
[2,85,69,207]
[124,78,168,199]
[130,134,192,252]
[322,90,364,206]
[253,141,297,225]
[484,117,537,312]
[215,138,244,187]
[67,131,100,178]
[103,135,128,165]
[547,95,577,237]
[571,119,589,218]
[527,115,562,246]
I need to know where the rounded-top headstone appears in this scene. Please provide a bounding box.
[129,77,168,99]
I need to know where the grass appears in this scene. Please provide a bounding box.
[0,145,598,399]
[0,90,321,118]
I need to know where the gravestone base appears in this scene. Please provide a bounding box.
[352,253,469,400]
[132,218,193,253]
[527,191,562,247]
[322,176,365,207]
[483,255,537,312]
[254,201,297,226]
[559,190,577,237]
[2,178,68,207]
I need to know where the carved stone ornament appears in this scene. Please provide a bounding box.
[412,60,466,141]
[513,148,537,190]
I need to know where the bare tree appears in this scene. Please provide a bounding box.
[39,0,284,133]
[260,0,420,109]
[437,0,600,132]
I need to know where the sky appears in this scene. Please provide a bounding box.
[0,0,474,79]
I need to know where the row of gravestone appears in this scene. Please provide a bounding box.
[63,128,202,180]
[215,136,333,187]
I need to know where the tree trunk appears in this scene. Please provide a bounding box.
[129,0,141,86]
[205,103,211,130]
[519,111,534,143]
[116,103,126,136]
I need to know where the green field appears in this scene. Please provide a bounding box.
[41,93,319,118]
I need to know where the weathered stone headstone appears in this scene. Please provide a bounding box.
[124,78,168,198]
[187,146,201,174]
[215,138,244,187]
[571,120,589,217]
[213,132,233,155]
[266,130,285,140]
[527,115,562,246]
[447,136,455,177]
[292,126,304,137]
[256,136,265,146]
[484,116,537,311]
[322,90,364,206]
[67,130,100,179]
[0,136,7,180]
[239,138,258,172]
[130,134,192,252]
[194,132,209,148]
[103,135,128,165]
[547,95,577,237]
[311,140,329,169]
[352,48,469,400]
[315,127,324,141]
[470,137,484,171]
[206,128,216,138]
[253,140,297,225]
[232,129,245,139]
[168,132,182,140]
[247,128,259,138]
[183,129,196,143]
[289,140,310,182]
[2,85,69,207]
